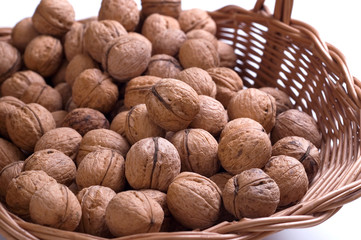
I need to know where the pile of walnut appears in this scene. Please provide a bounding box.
[0,0,322,237]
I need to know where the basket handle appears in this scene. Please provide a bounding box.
[253,0,294,24]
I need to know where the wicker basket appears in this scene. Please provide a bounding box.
[1,0,361,239]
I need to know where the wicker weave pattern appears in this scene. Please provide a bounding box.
[1,0,361,239]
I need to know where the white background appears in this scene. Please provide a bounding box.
[1,1,361,239]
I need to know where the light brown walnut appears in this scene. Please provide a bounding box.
[178,8,217,35]
[0,138,25,170]
[11,17,39,52]
[145,54,182,79]
[51,110,68,128]
[259,87,293,115]
[209,172,233,193]
[110,110,129,138]
[152,29,186,56]
[186,29,218,49]
[0,41,22,84]
[0,161,24,199]
[141,13,180,43]
[217,40,237,68]
[63,22,87,61]
[141,0,181,18]
[55,82,72,107]
[65,54,98,87]
[0,96,25,139]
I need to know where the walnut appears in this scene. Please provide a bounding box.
[125,137,181,192]
[145,78,200,132]
[24,35,63,77]
[55,82,72,107]
[11,17,39,52]
[186,29,218,49]
[152,29,186,56]
[76,128,129,166]
[83,20,127,62]
[141,0,181,18]
[0,96,25,139]
[6,170,56,217]
[32,0,75,37]
[64,97,77,112]
[125,104,165,145]
[259,87,293,115]
[102,35,152,82]
[105,190,164,236]
[170,128,219,177]
[220,117,265,141]
[34,127,82,161]
[264,155,309,207]
[124,75,161,109]
[29,181,81,231]
[0,138,25,170]
[63,22,87,61]
[179,39,220,70]
[207,67,244,108]
[217,40,237,68]
[51,60,68,86]
[0,41,21,84]
[65,54,98,87]
[145,54,182,78]
[218,118,271,175]
[167,171,222,229]
[62,108,110,136]
[176,67,216,98]
[209,172,233,193]
[178,8,217,35]
[0,161,24,200]
[76,149,126,192]
[110,110,129,137]
[51,110,68,128]
[141,13,180,43]
[271,109,322,148]
[272,136,320,183]
[228,88,276,133]
[189,95,228,137]
[77,186,116,237]
[72,68,119,114]
[222,168,280,218]
[6,103,56,153]
[128,32,153,53]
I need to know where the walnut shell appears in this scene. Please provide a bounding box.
[141,0,181,18]
[217,40,237,68]
[128,32,153,52]
[65,54,98,87]
[51,60,68,86]
[0,138,25,170]
[125,137,181,192]
[222,168,280,218]
[63,22,87,61]
[0,41,21,84]
[145,54,182,78]
[51,110,68,128]
[145,78,200,132]
[0,96,25,139]
[259,87,293,115]
[141,13,180,43]
[264,155,309,207]
[110,110,129,137]
[11,17,40,52]
[76,149,126,192]
[152,29,187,56]
[178,8,217,34]
[29,181,81,231]
[186,29,218,49]
[34,127,82,161]
[0,161,24,199]
[105,190,164,236]
[209,172,233,193]
[6,103,56,152]
[220,117,265,141]
[55,82,72,107]
[167,172,222,229]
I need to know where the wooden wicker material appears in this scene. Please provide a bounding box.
[1,0,361,239]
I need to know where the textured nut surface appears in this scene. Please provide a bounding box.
[178,8,217,34]
[0,41,21,83]
[209,172,233,193]
[220,117,265,141]
[141,13,180,43]
[141,0,181,18]
[125,137,181,192]
[51,110,68,128]
[217,40,237,68]
[145,54,182,79]
[167,172,222,229]
[29,182,81,231]
[63,22,87,61]
[222,168,280,219]
[11,17,40,52]
[152,29,186,56]
[55,82,72,107]
[0,138,25,170]
[110,110,129,137]
[259,87,293,115]
[105,190,164,236]
[51,61,68,86]
[0,96,25,139]
[186,29,218,49]
[65,54,98,87]
[145,78,200,132]
[0,161,24,199]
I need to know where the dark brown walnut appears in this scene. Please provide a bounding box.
[6,103,56,153]
[222,168,280,219]
[170,128,219,177]
[220,117,265,141]
[178,8,217,35]
[0,161,24,200]
[55,82,72,107]
[20,83,63,112]
[51,110,68,128]
[141,0,181,18]
[105,190,164,236]
[34,127,82,161]
[29,182,81,231]
[259,87,293,115]
[141,13,180,43]
[125,137,181,192]
[11,17,40,52]
[32,0,75,37]
[209,172,233,193]
[76,149,126,192]
[6,170,56,217]
[145,78,200,132]
[0,138,25,170]
[264,155,309,207]
[51,60,68,86]
[271,109,322,148]
[217,40,237,68]
[64,22,87,61]
[0,41,21,84]
[272,136,320,183]
[167,171,222,229]
[145,54,182,78]
[189,95,228,137]
[228,88,277,133]
[125,104,165,145]
[186,29,218,49]
[72,68,119,114]
[128,32,153,52]
[77,186,116,237]
[24,35,63,77]
[207,67,244,108]
[179,39,220,70]
[152,29,187,56]
[218,119,271,175]
[124,75,161,109]
[176,67,216,98]
[76,128,129,166]
[110,110,129,137]
[83,20,127,63]
[23,149,76,186]
[102,35,152,82]
[62,108,110,136]
[65,54,98,87]
[0,96,25,139]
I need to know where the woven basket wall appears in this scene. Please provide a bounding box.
[1,0,361,239]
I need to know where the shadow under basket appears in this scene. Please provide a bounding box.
[2,0,361,239]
